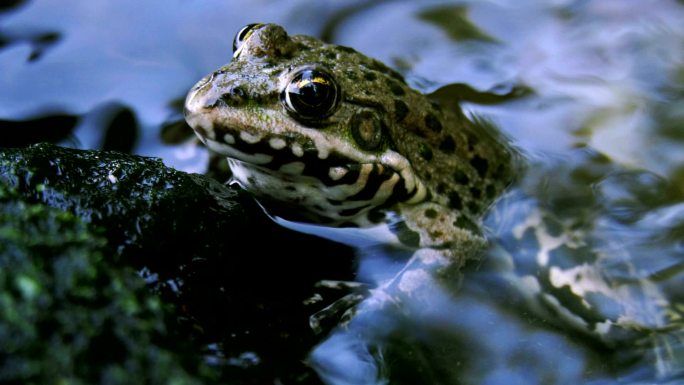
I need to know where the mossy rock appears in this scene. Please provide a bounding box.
[0,143,355,384]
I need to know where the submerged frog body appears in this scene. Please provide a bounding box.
[185,23,516,268]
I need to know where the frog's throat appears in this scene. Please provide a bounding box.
[198,129,427,225]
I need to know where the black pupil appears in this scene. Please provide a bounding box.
[285,69,338,120]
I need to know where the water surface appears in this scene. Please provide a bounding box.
[2,1,683,384]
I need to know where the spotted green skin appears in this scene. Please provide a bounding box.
[184,23,515,265]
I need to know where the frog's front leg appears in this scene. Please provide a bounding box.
[358,202,488,314]
[309,203,486,331]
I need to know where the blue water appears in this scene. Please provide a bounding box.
[2,1,684,384]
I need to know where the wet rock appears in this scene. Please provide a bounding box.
[0,184,210,384]
[0,143,356,384]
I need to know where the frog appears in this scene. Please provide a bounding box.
[183,23,683,379]
[184,23,516,280]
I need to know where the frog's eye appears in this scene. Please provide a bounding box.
[281,68,340,122]
[351,111,385,151]
[232,23,263,58]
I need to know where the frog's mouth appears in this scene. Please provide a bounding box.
[197,124,422,226]
[201,123,407,194]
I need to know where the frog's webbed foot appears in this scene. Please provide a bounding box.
[309,248,468,334]
[306,225,479,333]
[309,292,367,335]
[308,280,371,335]
[360,248,461,313]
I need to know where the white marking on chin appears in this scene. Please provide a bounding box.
[223,133,235,144]
[292,143,304,157]
[240,131,262,144]
[328,166,348,181]
[317,146,329,159]
[269,137,287,150]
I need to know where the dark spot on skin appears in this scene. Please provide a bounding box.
[364,72,377,81]
[424,208,438,219]
[470,187,482,199]
[439,136,456,153]
[324,51,336,60]
[453,170,469,185]
[387,79,406,96]
[424,113,442,133]
[448,192,463,210]
[437,183,449,194]
[285,185,297,192]
[453,215,481,235]
[346,70,358,81]
[430,101,443,112]
[394,99,409,122]
[419,143,433,161]
[247,176,257,185]
[471,156,489,178]
[410,125,427,138]
[485,184,497,200]
[392,221,420,248]
[368,59,406,84]
[467,201,479,214]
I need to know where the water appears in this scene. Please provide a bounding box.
[2,0,684,384]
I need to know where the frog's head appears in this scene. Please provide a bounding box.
[185,23,514,226]
[184,23,431,225]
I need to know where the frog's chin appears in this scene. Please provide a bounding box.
[227,157,405,227]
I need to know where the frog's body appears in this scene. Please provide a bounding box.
[184,23,683,379]
[184,23,515,267]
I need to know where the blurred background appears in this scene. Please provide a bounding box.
[2,0,682,180]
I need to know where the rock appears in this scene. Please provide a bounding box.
[0,183,210,384]
[0,143,356,384]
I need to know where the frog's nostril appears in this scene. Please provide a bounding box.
[219,86,248,106]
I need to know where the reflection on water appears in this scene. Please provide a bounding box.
[310,149,684,384]
[306,1,684,384]
[2,0,684,384]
